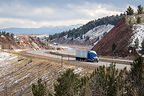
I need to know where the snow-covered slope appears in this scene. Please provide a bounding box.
[83,24,114,44]
[0,52,18,77]
[50,24,114,46]
[33,34,49,41]
[131,24,144,50]
[35,34,49,38]
[83,24,114,40]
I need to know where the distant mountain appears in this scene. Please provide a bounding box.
[0,24,82,34]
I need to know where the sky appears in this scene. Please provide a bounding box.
[0,0,144,28]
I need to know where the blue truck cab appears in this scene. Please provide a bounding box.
[87,51,99,62]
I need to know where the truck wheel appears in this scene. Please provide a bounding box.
[78,58,80,61]
[96,60,99,63]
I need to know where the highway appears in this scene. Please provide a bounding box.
[26,49,132,70]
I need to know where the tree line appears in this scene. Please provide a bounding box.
[126,5,144,15]
[127,5,143,25]
[0,31,14,39]
[48,14,124,41]
[32,56,144,96]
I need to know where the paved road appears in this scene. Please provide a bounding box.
[26,50,131,70]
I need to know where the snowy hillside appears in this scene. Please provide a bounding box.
[49,24,114,46]
[34,34,49,38]
[83,24,114,40]
[131,24,144,50]
[0,52,18,77]
[83,24,114,44]
[33,34,49,41]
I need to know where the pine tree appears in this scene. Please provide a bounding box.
[90,64,127,96]
[137,16,141,24]
[141,39,144,55]
[32,78,52,96]
[112,43,117,51]
[134,38,139,49]
[137,5,143,14]
[32,78,47,96]
[85,36,90,41]
[126,6,134,15]
[54,69,80,96]
[129,56,144,96]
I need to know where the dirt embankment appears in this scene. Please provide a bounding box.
[17,35,50,50]
[92,18,138,57]
[0,51,92,96]
[0,36,21,49]
[0,35,51,50]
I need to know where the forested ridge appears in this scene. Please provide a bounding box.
[49,14,124,40]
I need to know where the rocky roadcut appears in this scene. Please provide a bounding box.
[0,35,50,50]
[92,18,137,57]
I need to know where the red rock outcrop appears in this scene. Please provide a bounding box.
[92,18,138,57]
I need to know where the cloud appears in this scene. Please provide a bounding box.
[0,3,55,18]
[0,18,37,28]
[0,17,89,28]
[0,0,142,28]
[67,2,123,19]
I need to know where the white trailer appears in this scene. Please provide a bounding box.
[76,49,88,61]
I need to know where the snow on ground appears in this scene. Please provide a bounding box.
[0,52,17,77]
[14,73,30,84]
[83,24,114,42]
[131,24,144,50]
[0,52,18,91]
[61,24,114,44]
[73,68,83,74]
[33,34,49,40]
[0,52,11,62]
[14,49,23,52]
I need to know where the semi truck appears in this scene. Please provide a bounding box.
[76,49,99,62]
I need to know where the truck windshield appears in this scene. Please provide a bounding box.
[91,55,97,57]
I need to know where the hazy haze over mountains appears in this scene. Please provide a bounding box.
[0,24,81,34]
